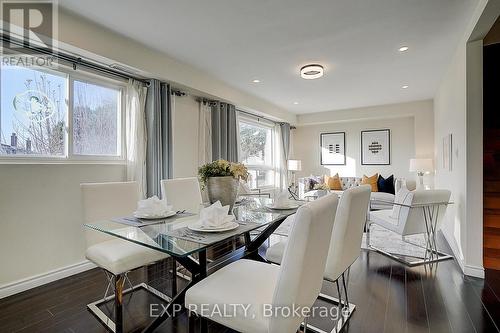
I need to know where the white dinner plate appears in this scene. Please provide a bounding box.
[188,216,238,232]
[265,203,300,210]
[133,210,176,219]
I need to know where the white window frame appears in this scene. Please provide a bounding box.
[0,64,126,164]
[238,114,276,190]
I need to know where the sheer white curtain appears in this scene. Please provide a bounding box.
[125,79,147,198]
[198,101,212,166]
[274,123,288,191]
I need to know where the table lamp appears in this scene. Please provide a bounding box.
[409,158,433,189]
[287,159,302,199]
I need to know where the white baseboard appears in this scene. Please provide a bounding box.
[464,264,485,279]
[0,260,96,299]
[441,229,485,279]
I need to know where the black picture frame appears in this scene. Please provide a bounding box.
[320,132,346,165]
[361,129,391,165]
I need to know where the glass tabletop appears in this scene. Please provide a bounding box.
[84,197,299,258]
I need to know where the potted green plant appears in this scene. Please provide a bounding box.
[198,160,249,210]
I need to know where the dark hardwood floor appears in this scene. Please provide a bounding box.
[1,238,499,333]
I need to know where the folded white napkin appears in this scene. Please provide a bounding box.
[199,201,232,228]
[135,196,172,216]
[273,191,290,207]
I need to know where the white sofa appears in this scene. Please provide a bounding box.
[298,176,416,210]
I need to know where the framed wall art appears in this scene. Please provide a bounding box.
[361,129,391,165]
[320,132,346,165]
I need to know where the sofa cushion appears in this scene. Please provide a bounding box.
[377,174,395,194]
[305,176,323,191]
[362,174,379,192]
[324,173,342,190]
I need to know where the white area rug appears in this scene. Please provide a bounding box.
[274,218,433,260]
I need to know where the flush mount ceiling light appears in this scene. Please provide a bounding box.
[252,79,261,83]
[402,85,409,89]
[300,64,324,80]
[398,46,409,52]
[293,101,299,105]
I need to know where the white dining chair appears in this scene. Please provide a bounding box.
[266,185,371,333]
[185,193,339,333]
[160,177,203,213]
[81,181,171,332]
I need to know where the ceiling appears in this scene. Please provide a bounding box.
[60,0,478,114]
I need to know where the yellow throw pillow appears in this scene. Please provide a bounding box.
[324,173,342,190]
[362,173,378,192]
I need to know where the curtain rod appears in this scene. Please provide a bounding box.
[197,98,287,125]
[238,109,286,125]
[0,33,149,84]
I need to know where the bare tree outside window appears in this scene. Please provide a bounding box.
[0,65,67,156]
[72,80,120,156]
[1,65,123,159]
[239,122,270,165]
[239,120,274,188]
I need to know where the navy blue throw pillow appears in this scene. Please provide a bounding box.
[377,175,395,194]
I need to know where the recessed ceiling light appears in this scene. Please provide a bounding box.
[252,79,261,83]
[398,46,409,52]
[300,64,324,80]
[402,85,409,89]
[293,101,299,105]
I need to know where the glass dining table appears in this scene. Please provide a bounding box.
[84,197,301,333]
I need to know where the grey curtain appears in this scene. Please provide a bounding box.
[145,79,173,197]
[280,122,291,161]
[211,102,239,162]
[278,122,291,190]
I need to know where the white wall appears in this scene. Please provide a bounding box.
[434,0,500,278]
[293,117,416,182]
[293,100,434,184]
[0,164,126,287]
[434,43,468,266]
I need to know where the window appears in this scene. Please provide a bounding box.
[0,66,68,157]
[239,116,275,188]
[72,80,121,156]
[0,64,124,160]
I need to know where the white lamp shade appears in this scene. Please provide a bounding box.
[288,159,302,171]
[409,158,433,172]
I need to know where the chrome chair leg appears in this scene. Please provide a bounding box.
[341,272,350,315]
[366,221,372,247]
[367,205,452,266]
[335,279,343,330]
[102,271,113,301]
[124,273,134,292]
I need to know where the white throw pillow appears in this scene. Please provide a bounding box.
[391,188,412,219]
